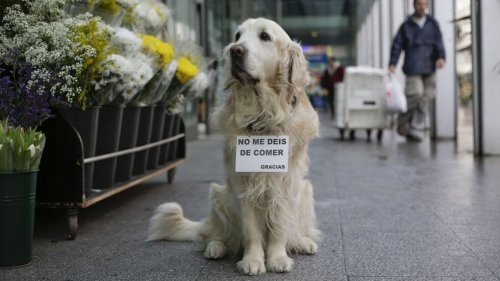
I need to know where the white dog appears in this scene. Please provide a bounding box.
[147,18,320,275]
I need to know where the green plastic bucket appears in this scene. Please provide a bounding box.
[0,171,37,268]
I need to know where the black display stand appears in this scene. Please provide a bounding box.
[36,106,186,239]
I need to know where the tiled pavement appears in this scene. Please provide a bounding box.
[2,112,500,281]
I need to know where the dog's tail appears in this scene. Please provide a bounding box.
[146,202,201,242]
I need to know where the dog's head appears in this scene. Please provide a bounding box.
[223,18,308,91]
[218,18,317,137]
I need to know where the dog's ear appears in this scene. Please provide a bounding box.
[284,40,308,90]
[222,45,233,89]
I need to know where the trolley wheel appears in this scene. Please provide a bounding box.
[167,168,177,184]
[339,129,345,140]
[67,208,78,240]
[349,130,356,141]
[377,130,384,142]
[366,129,372,141]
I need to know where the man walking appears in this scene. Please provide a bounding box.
[321,57,344,119]
[389,0,446,142]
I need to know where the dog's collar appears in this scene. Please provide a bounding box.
[246,123,265,132]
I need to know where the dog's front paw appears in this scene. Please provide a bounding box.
[237,258,266,275]
[204,240,226,259]
[299,237,318,255]
[266,255,293,273]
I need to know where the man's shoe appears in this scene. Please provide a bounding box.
[406,132,422,142]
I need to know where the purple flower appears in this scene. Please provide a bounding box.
[0,56,67,128]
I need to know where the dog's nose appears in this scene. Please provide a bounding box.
[230,44,246,58]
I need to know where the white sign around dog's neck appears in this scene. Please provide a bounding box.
[235,136,289,173]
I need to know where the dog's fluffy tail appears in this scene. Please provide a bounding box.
[146,202,201,242]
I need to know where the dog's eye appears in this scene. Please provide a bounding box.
[235,32,240,41]
[259,32,271,41]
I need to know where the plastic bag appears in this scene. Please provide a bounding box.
[386,74,407,114]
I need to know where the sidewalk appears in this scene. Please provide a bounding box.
[2,112,500,281]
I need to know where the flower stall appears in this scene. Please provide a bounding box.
[0,0,212,240]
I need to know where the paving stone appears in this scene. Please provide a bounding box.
[3,112,500,281]
[343,223,495,278]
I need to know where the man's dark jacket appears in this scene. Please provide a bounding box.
[389,14,446,75]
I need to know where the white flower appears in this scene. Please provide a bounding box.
[190,72,211,94]
[131,1,169,32]
[127,57,153,96]
[132,3,151,20]
[0,3,101,105]
[110,27,142,54]
[91,53,153,103]
[29,144,36,158]
[29,0,66,22]
[167,95,184,114]
[146,5,168,28]
[117,0,139,8]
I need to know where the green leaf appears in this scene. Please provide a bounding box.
[0,120,46,172]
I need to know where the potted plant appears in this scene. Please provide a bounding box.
[0,120,45,267]
[0,0,60,266]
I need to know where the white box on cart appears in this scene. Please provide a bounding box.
[335,66,388,129]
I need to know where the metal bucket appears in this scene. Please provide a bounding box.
[115,106,141,183]
[93,105,124,190]
[0,171,37,268]
[133,105,155,175]
[58,106,100,196]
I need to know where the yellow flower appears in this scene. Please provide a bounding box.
[96,0,121,14]
[123,5,137,24]
[176,56,199,84]
[71,18,115,108]
[142,35,174,66]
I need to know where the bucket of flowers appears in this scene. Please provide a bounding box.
[159,40,213,114]
[156,41,213,165]
[0,120,45,268]
[102,28,153,180]
[125,34,175,169]
[0,0,124,195]
[0,1,83,264]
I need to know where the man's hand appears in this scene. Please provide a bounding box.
[388,65,396,74]
[436,58,445,69]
